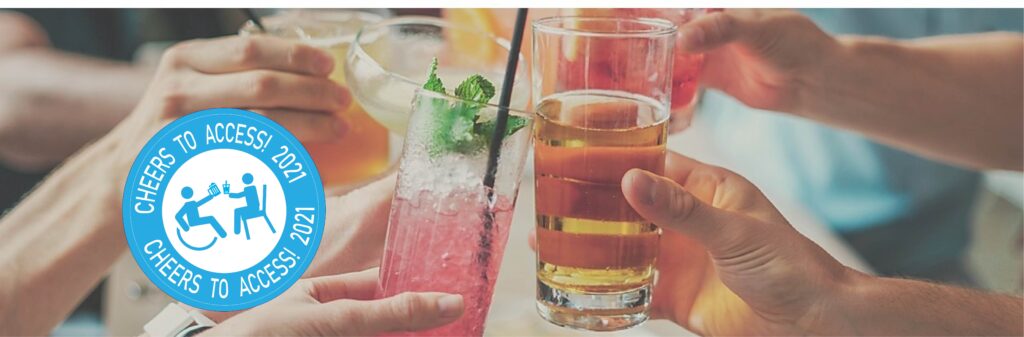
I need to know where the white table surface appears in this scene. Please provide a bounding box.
[483,128,872,336]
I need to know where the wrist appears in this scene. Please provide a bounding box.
[68,131,129,221]
[105,112,162,186]
[794,35,909,120]
[810,267,879,335]
[789,34,846,118]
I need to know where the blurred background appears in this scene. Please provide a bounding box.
[0,8,1020,336]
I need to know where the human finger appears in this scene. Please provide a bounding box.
[167,70,349,115]
[326,292,463,335]
[303,268,380,302]
[250,108,347,143]
[162,35,334,76]
[621,168,771,259]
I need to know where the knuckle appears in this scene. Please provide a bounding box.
[161,42,190,68]
[235,37,262,67]
[701,166,734,186]
[287,44,307,69]
[248,72,279,97]
[0,11,47,46]
[297,279,315,295]
[157,79,188,116]
[708,166,755,191]
[318,81,343,104]
[337,85,352,107]
[332,305,366,334]
[390,293,422,322]
[159,92,186,117]
[669,186,697,223]
[711,13,737,39]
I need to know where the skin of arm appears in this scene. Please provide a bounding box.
[824,270,1024,336]
[0,129,130,335]
[802,32,1024,171]
[680,9,1023,171]
[0,11,151,172]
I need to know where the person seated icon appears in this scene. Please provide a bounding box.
[229,173,265,239]
[174,186,227,238]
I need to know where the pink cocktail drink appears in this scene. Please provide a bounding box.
[378,192,514,336]
[376,87,533,336]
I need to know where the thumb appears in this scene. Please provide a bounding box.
[621,169,768,258]
[330,292,464,335]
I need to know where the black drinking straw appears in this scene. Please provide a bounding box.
[474,8,527,289]
[242,9,266,32]
[482,8,528,191]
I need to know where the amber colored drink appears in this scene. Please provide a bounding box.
[534,90,667,329]
[304,42,390,188]
[241,11,391,190]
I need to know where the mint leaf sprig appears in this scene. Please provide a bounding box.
[421,58,527,156]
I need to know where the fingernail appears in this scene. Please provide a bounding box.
[316,53,334,74]
[333,118,349,137]
[437,294,463,319]
[630,171,658,206]
[680,26,704,49]
[338,87,352,107]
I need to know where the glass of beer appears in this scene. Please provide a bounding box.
[241,10,392,193]
[532,16,676,331]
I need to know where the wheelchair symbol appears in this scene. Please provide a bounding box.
[174,172,276,251]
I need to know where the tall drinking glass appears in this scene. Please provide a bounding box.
[377,89,534,336]
[532,17,676,331]
[241,10,391,192]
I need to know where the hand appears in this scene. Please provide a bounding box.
[109,35,352,172]
[618,151,853,335]
[205,269,464,336]
[681,9,838,113]
[305,173,397,277]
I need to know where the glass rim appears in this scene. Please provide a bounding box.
[278,9,384,23]
[238,10,384,45]
[351,16,525,90]
[414,88,533,119]
[532,16,677,38]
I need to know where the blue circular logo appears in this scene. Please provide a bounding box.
[123,108,325,311]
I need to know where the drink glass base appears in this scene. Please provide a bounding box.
[535,280,650,331]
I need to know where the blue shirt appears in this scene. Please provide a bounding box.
[697,9,1023,275]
